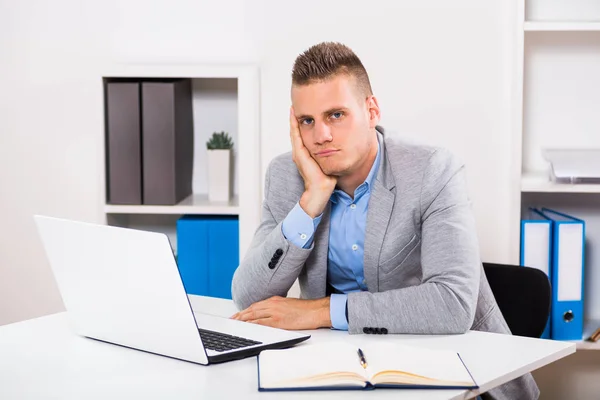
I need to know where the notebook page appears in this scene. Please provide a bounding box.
[259,342,368,389]
[362,343,475,387]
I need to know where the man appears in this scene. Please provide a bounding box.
[231,42,539,400]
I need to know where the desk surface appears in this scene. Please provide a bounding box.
[0,295,575,399]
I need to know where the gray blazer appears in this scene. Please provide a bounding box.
[232,130,539,400]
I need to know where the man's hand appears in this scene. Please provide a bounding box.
[230,296,331,330]
[290,107,337,218]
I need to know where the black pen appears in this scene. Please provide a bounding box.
[357,348,368,369]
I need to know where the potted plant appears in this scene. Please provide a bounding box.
[206,131,234,202]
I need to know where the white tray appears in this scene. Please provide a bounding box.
[542,148,600,183]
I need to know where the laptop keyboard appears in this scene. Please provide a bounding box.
[198,328,263,352]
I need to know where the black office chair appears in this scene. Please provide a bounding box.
[482,262,551,338]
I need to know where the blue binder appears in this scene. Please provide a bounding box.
[176,216,209,296]
[177,216,239,299]
[520,208,552,339]
[207,217,239,299]
[537,208,585,341]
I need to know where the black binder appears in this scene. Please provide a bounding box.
[141,79,194,205]
[105,81,143,205]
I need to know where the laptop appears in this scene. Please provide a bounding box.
[33,215,310,365]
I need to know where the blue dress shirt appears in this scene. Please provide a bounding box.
[281,140,381,330]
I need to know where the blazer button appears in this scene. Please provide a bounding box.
[275,248,284,256]
[363,327,370,334]
[376,328,382,334]
[268,261,276,269]
[381,328,388,334]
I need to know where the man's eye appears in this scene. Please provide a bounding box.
[301,118,314,125]
[331,112,343,119]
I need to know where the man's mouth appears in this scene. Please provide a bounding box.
[315,149,339,157]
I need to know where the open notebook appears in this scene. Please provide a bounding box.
[258,342,478,391]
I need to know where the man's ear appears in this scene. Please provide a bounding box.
[366,95,381,129]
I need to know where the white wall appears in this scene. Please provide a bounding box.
[0,0,109,327]
[0,0,515,322]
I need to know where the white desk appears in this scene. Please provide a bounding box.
[0,295,575,399]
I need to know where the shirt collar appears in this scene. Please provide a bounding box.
[330,137,381,204]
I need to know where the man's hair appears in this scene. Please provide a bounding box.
[291,42,373,97]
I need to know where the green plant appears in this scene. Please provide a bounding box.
[206,131,234,150]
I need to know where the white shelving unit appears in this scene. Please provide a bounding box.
[512,1,600,351]
[521,173,600,193]
[104,194,240,215]
[524,21,600,31]
[100,64,261,259]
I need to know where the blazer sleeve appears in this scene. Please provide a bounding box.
[346,149,481,334]
[231,160,314,310]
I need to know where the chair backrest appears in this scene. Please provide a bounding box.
[482,262,551,338]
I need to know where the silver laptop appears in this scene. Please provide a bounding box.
[33,215,310,365]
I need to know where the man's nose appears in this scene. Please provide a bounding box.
[314,122,333,145]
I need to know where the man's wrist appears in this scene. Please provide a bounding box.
[300,189,331,219]
[313,297,331,328]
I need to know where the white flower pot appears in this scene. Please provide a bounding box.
[207,149,231,202]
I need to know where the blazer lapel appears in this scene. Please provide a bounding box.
[363,133,396,292]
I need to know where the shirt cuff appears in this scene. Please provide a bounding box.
[281,202,323,249]
[330,294,349,331]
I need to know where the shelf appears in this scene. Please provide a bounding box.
[104,194,239,215]
[525,22,600,31]
[521,173,600,193]
[103,64,258,80]
[575,319,600,350]
[540,321,600,351]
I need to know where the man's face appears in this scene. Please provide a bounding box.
[291,74,377,177]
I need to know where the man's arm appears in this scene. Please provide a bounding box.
[347,149,481,334]
[231,108,336,312]
[230,162,314,311]
[230,174,335,330]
